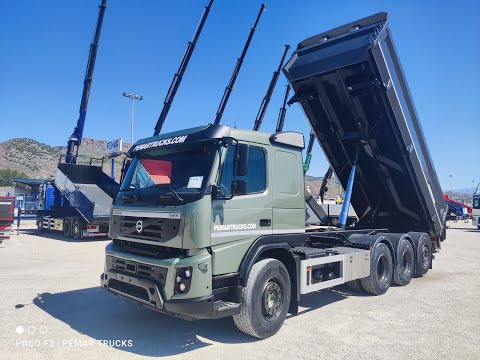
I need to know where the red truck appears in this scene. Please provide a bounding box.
[0,196,15,243]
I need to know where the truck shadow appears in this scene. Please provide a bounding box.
[30,285,362,356]
[291,285,369,318]
[31,287,255,357]
[22,229,109,243]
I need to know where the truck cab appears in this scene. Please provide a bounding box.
[102,124,306,322]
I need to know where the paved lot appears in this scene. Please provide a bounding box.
[0,220,479,360]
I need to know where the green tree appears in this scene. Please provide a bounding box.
[0,168,30,188]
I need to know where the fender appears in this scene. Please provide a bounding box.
[376,232,414,266]
[237,233,306,286]
[347,233,396,263]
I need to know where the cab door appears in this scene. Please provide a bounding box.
[211,143,272,250]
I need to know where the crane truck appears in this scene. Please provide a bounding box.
[36,0,113,238]
[100,13,447,338]
[37,0,214,238]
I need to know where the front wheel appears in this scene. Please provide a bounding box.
[233,259,291,339]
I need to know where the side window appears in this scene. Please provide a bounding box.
[219,145,266,196]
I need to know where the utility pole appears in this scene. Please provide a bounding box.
[123,92,143,145]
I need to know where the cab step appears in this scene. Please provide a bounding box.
[213,300,241,318]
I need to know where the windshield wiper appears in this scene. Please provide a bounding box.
[165,185,183,202]
[119,187,137,202]
[151,184,184,202]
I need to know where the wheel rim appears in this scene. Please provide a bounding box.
[73,223,79,237]
[262,277,283,321]
[376,255,388,283]
[421,244,429,267]
[402,248,412,273]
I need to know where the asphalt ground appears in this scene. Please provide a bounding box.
[0,220,479,360]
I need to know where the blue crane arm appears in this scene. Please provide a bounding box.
[65,0,107,164]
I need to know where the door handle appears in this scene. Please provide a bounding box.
[260,219,271,227]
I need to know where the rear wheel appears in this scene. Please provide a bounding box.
[331,217,339,226]
[361,243,393,295]
[346,279,364,292]
[63,219,72,237]
[72,218,83,240]
[393,239,414,286]
[414,235,431,277]
[233,259,291,339]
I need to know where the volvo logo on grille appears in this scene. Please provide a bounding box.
[135,220,144,234]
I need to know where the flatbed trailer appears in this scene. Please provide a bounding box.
[100,12,446,339]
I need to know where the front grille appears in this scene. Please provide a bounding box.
[107,256,168,287]
[108,279,149,302]
[115,216,180,242]
[113,239,187,259]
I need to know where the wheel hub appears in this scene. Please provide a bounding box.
[262,278,283,320]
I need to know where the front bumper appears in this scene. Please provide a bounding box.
[101,270,215,320]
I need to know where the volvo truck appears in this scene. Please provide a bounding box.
[100,13,447,338]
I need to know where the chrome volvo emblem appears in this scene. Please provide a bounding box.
[135,220,143,234]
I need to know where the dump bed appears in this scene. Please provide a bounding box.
[283,13,446,241]
[56,163,119,223]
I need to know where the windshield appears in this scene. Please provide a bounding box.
[118,142,217,204]
[474,196,480,210]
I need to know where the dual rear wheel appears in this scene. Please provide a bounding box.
[349,236,430,295]
[63,218,83,239]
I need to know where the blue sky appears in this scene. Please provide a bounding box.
[0,0,479,190]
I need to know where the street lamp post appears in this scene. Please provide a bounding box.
[449,174,453,198]
[123,92,143,145]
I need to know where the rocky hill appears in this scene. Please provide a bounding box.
[0,138,130,180]
[0,137,342,199]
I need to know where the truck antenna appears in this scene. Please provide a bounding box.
[253,44,290,131]
[213,4,266,125]
[275,84,291,132]
[65,0,107,164]
[153,0,214,136]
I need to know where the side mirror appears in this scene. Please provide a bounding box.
[233,180,248,195]
[235,143,249,177]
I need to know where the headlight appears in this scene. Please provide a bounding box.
[175,267,193,294]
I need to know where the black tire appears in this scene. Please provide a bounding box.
[63,219,72,238]
[346,279,364,292]
[72,218,83,239]
[414,234,432,277]
[233,259,291,339]
[37,216,44,231]
[361,243,393,295]
[393,239,414,286]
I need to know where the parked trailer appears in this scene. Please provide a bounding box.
[37,162,119,238]
[100,13,446,339]
[0,196,14,243]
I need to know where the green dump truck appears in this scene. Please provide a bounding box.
[100,13,447,338]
